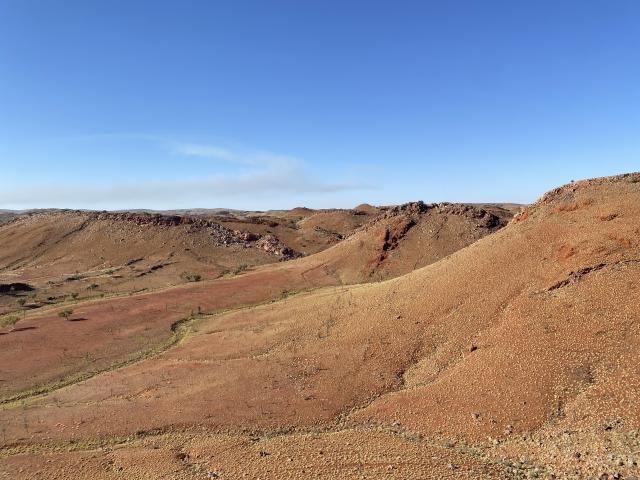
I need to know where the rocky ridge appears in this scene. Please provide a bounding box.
[9,210,300,260]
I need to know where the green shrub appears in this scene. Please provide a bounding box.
[232,264,248,275]
[66,272,82,281]
[0,314,20,328]
[58,308,73,320]
[182,272,202,282]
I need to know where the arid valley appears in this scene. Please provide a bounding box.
[3,3,640,478]
[1,173,639,479]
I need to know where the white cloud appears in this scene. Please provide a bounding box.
[0,141,372,210]
[172,142,304,170]
[173,143,244,163]
[0,170,360,209]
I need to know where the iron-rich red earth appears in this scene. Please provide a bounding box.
[3,175,640,479]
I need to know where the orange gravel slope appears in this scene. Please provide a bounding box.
[2,174,639,479]
[0,203,505,405]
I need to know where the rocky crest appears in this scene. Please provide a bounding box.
[355,201,504,235]
[11,210,301,260]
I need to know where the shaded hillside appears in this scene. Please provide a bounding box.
[313,201,509,283]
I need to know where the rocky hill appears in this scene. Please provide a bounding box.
[0,174,635,479]
[312,201,510,283]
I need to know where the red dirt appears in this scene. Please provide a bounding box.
[0,202,505,405]
[4,175,639,478]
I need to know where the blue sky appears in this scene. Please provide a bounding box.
[1,0,638,210]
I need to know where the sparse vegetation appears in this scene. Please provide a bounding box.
[219,264,250,277]
[66,271,82,281]
[0,314,20,328]
[57,308,73,320]
[16,298,26,307]
[181,272,202,282]
[70,292,79,300]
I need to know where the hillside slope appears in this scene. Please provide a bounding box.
[0,202,507,403]
[313,201,509,283]
[0,203,509,317]
[0,174,637,479]
[0,210,294,315]
[214,206,381,255]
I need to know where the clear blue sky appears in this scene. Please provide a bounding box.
[1,0,638,210]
